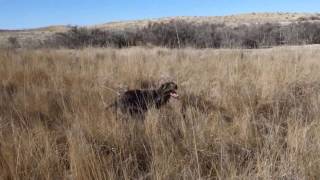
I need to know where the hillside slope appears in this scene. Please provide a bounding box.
[1,12,319,48]
[91,12,320,30]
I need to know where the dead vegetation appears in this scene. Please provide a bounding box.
[1,46,320,179]
[2,13,320,49]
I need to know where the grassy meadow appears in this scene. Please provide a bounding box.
[1,46,320,179]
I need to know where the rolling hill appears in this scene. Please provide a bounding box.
[1,12,319,48]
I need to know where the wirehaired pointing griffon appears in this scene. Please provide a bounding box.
[109,82,179,119]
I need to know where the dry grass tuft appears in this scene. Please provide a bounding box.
[1,46,320,179]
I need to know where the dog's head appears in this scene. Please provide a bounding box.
[158,82,179,99]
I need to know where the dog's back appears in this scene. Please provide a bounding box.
[118,89,158,115]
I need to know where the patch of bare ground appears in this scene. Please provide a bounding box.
[93,12,319,30]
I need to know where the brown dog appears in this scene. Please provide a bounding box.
[108,82,178,119]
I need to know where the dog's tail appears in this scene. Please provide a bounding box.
[103,86,121,96]
[99,85,120,111]
[105,102,117,110]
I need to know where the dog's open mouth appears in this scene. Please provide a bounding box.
[170,91,179,98]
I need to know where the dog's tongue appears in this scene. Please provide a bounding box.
[170,92,179,98]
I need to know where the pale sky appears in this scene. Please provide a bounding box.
[0,0,319,29]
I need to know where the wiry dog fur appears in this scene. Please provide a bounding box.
[108,82,178,119]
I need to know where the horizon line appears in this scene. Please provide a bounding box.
[1,11,317,31]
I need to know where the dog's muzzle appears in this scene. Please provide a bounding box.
[170,91,179,98]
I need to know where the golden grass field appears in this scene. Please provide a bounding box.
[1,46,320,179]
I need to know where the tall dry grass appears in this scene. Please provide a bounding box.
[1,46,320,179]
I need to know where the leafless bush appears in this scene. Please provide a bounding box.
[45,21,320,49]
[8,36,20,48]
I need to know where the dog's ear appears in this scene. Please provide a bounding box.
[158,83,166,92]
[158,78,166,88]
[159,74,173,87]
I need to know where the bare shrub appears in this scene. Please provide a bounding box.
[43,21,320,49]
[8,36,20,48]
